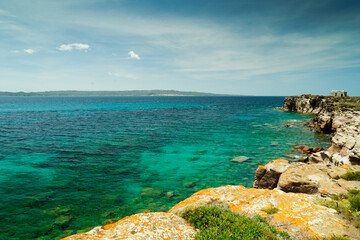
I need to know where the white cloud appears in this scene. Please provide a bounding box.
[58,43,89,51]
[108,72,138,79]
[128,51,140,60]
[11,50,20,54]
[24,49,35,54]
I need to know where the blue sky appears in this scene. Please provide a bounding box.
[0,0,359,95]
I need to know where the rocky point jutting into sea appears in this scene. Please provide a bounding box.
[63,94,360,240]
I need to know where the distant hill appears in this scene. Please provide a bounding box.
[0,90,228,97]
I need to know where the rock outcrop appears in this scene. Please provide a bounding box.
[283,95,360,165]
[62,212,197,240]
[254,159,360,195]
[169,185,357,239]
[253,159,290,189]
[64,186,359,240]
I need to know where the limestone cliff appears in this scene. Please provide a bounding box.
[282,94,360,165]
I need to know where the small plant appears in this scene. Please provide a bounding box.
[318,190,360,228]
[348,189,360,197]
[340,171,360,181]
[181,205,289,240]
[321,237,351,240]
[261,207,279,215]
[349,195,360,211]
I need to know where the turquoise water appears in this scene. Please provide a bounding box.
[0,96,331,239]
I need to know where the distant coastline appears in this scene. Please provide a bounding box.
[0,90,232,97]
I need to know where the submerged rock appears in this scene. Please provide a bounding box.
[140,187,163,198]
[230,156,250,163]
[183,182,196,188]
[55,215,73,226]
[166,191,175,199]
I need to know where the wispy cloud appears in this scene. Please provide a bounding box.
[108,72,138,79]
[128,51,140,60]
[58,43,89,51]
[0,9,15,17]
[24,49,35,54]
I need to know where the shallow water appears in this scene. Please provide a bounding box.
[0,96,331,239]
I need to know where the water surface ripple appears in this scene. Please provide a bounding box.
[0,96,330,239]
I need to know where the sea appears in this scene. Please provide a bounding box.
[0,96,331,239]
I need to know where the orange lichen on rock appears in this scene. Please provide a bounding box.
[169,185,349,240]
[62,212,196,240]
[273,159,289,164]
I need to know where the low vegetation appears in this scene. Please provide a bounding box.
[261,207,279,215]
[339,171,360,181]
[318,190,360,228]
[321,237,351,240]
[181,205,289,240]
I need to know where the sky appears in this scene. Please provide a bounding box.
[0,0,359,96]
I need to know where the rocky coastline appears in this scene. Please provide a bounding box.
[63,95,360,240]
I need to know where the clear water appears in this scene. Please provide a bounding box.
[0,96,331,239]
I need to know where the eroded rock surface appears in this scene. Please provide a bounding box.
[278,164,349,195]
[169,185,355,240]
[62,212,197,240]
[283,94,360,165]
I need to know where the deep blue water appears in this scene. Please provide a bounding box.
[0,96,331,239]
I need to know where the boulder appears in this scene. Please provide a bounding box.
[62,212,197,240]
[293,145,324,155]
[298,156,308,163]
[253,159,290,189]
[312,147,324,153]
[278,164,347,195]
[308,151,331,164]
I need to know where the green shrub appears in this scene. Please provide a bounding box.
[181,206,289,240]
[348,189,360,197]
[318,190,360,228]
[322,237,351,240]
[261,207,279,215]
[349,195,360,211]
[340,171,360,181]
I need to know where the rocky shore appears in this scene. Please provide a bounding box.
[63,95,360,240]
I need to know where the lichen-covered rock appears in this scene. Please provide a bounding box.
[253,159,290,189]
[62,212,197,240]
[169,185,354,239]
